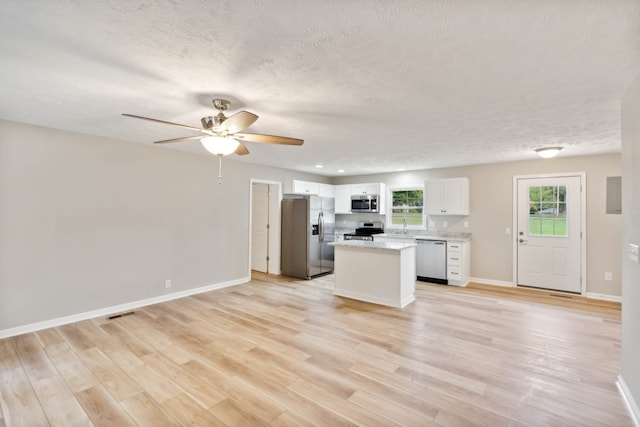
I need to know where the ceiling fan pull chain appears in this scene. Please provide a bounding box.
[218,155,223,184]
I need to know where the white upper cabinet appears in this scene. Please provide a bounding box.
[425,177,470,215]
[319,183,335,198]
[292,180,335,197]
[350,183,380,195]
[335,185,352,213]
[293,180,386,214]
[293,180,320,195]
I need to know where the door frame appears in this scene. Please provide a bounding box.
[249,179,282,277]
[512,172,587,295]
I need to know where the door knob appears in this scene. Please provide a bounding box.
[519,239,526,243]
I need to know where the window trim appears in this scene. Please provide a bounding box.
[385,185,426,230]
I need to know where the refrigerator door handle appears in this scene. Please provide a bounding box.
[318,211,324,242]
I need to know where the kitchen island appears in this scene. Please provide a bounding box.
[329,240,416,308]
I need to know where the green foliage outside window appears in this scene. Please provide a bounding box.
[528,185,567,236]
[391,189,424,226]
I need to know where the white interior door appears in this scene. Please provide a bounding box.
[251,183,269,273]
[516,175,582,293]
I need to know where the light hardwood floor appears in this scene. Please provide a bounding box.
[0,274,632,426]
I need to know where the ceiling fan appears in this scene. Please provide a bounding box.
[123,98,303,182]
[123,98,303,156]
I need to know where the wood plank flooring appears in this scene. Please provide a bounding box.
[0,274,632,426]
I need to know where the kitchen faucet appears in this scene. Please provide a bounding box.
[403,217,407,234]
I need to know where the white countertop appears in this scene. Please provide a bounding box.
[376,232,471,242]
[329,240,416,251]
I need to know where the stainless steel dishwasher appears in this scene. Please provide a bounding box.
[416,239,447,284]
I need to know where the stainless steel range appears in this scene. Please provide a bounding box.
[344,221,384,241]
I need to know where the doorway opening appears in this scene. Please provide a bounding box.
[513,173,586,294]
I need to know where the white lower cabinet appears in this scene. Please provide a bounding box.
[446,241,469,286]
[377,236,470,286]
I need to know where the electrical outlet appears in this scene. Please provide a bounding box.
[463,221,469,228]
[443,221,448,228]
[505,227,511,235]
[165,279,172,289]
[604,272,612,281]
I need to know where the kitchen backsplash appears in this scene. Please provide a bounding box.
[335,212,469,233]
[335,213,385,232]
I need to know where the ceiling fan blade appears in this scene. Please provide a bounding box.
[234,142,249,156]
[234,133,304,146]
[219,111,258,134]
[122,114,203,132]
[152,135,203,144]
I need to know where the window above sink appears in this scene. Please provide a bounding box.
[386,185,425,231]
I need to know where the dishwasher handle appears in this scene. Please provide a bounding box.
[417,240,446,245]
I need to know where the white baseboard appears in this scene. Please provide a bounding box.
[586,292,622,303]
[0,276,249,339]
[618,375,640,427]
[333,289,412,308]
[469,277,514,287]
[470,278,622,302]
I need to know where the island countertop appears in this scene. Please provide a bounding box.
[328,240,416,251]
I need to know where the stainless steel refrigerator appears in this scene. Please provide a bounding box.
[281,194,335,279]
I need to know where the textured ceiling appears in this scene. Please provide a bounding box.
[1,1,639,176]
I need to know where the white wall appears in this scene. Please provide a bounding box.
[333,154,622,296]
[0,120,325,333]
[621,73,640,421]
[0,118,627,333]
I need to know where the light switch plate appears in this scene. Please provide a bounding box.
[630,244,639,263]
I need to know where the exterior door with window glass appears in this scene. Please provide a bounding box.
[516,176,582,293]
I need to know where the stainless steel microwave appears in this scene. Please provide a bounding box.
[351,194,379,213]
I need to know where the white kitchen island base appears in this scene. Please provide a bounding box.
[330,241,416,308]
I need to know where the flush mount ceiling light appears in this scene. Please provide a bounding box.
[535,147,563,159]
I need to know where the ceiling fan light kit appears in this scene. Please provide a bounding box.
[535,147,563,158]
[201,136,240,156]
[123,98,303,182]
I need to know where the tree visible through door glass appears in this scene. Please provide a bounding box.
[528,185,567,236]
